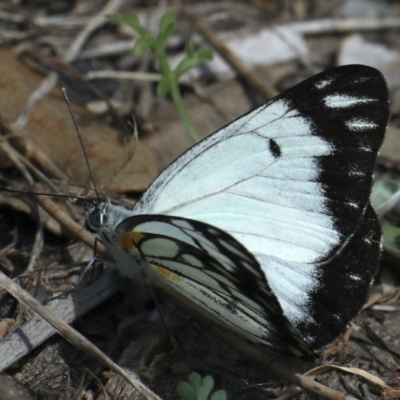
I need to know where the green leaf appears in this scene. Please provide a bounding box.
[210,390,227,400]
[188,372,202,390]
[197,375,213,399]
[108,12,139,30]
[133,35,153,57]
[185,40,213,62]
[108,12,148,36]
[382,225,400,260]
[158,11,177,46]
[173,55,202,79]
[176,381,196,399]
[176,372,227,400]
[157,74,171,97]
[174,42,213,78]
[186,39,196,57]
[196,48,213,61]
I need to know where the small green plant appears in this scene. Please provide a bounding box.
[371,179,400,260]
[109,11,213,142]
[176,372,227,400]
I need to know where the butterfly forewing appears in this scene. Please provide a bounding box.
[126,65,388,350]
[115,215,315,355]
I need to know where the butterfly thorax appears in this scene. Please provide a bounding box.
[85,200,147,281]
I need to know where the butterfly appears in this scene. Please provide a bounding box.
[85,65,389,357]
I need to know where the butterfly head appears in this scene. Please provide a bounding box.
[84,199,137,234]
[84,200,110,233]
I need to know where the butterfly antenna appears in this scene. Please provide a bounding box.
[0,186,84,201]
[61,88,100,201]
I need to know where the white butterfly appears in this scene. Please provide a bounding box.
[85,65,389,357]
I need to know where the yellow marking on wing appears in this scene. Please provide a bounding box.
[120,232,144,251]
[154,266,182,282]
[150,264,195,309]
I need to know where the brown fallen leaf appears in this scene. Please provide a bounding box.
[0,49,157,194]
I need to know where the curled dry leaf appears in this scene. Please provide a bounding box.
[0,49,157,194]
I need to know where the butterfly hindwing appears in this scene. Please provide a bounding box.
[115,214,314,355]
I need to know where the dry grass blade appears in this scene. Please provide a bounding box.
[29,185,106,257]
[216,330,357,400]
[364,287,400,309]
[279,363,400,400]
[320,326,353,360]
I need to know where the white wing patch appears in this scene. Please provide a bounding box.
[346,118,378,131]
[314,78,332,89]
[255,254,317,329]
[135,99,336,259]
[324,94,374,108]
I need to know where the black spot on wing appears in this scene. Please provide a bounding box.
[269,138,281,158]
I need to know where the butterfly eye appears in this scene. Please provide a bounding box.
[86,208,106,232]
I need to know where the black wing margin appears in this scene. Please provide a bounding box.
[281,65,388,348]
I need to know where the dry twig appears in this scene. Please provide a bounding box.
[0,270,161,400]
[181,10,278,100]
[289,17,400,35]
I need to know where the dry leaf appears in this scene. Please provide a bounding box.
[0,49,157,194]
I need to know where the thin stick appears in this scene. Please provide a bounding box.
[181,10,278,100]
[26,220,44,272]
[30,186,107,257]
[289,17,400,35]
[0,273,119,370]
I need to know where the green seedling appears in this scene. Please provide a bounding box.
[176,372,227,400]
[109,11,213,142]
